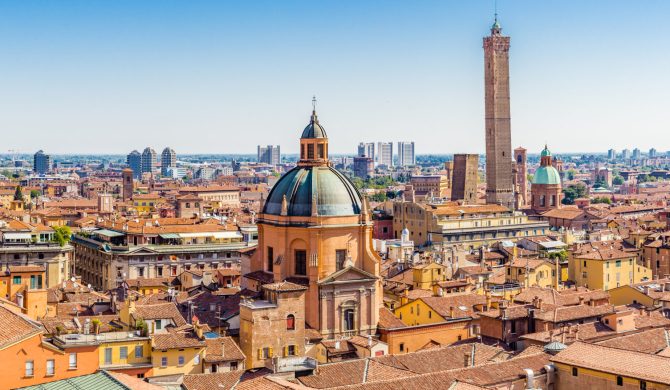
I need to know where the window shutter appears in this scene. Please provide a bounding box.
[284,346,288,357]
[269,347,273,357]
[257,349,262,359]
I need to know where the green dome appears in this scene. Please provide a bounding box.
[533,166,561,185]
[263,166,362,217]
[301,111,327,139]
[540,145,551,157]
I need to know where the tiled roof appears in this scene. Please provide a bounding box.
[596,328,670,354]
[0,305,42,350]
[378,307,406,329]
[182,371,244,390]
[419,294,487,319]
[533,304,615,323]
[297,359,414,388]
[7,265,45,273]
[134,302,187,326]
[204,337,245,363]
[262,281,308,292]
[152,329,206,350]
[513,286,609,307]
[551,342,670,384]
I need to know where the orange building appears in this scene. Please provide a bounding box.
[0,265,48,320]
[247,104,382,339]
[0,305,99,389]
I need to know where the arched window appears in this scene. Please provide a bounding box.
[344,309,355,331]
[286,314,295,330]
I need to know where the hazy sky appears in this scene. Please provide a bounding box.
[1,1,669,155]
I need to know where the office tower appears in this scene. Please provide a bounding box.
[257,145,281,165]
[632,148,641,160]
[451,154,479,204]
[357,142,375,161]
[621,149,631,159]
[122,168,134,201]
[161,147,177,176]
[127,150,142,179]
[484,17,514,209]
[514,147,528,207]
[141,147,157,175]
[397,142,415,167]
[377,142,393,167]
[607,149,617,160]
[33,150,52,174]
[353,156,374,179]
[649,148,657,158]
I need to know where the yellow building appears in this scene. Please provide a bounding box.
[151,325,206,377]
[505,258,556,289]
[132,193,164,215]
[394,294,490,334]
[98,332,153,377]
[569,242,652,291]
[412,262,448,290]
[392,202,550,248]
[607,280,670,307]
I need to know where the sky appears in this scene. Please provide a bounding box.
[1,1,669,155]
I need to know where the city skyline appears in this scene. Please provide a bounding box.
[2,1,670,155]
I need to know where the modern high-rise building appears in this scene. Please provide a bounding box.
[649,148,657,158]
[621,149,631,160]
[357,142,375,161]
[161,147,177,176]
[607,149,617,160]
[397,142,415,167]
[632,148,641,160]
[257,145,281,165]
[33,150,51,174]
[141,147,157,175]
[377,142,393,167]
[484,17,514,209]
[451,154,479,204]
[127,150,142,179]
[514,147,528,207]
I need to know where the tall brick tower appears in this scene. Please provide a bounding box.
[484,17,514,209]
[514,147,528,207]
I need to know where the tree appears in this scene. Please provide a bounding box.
[566,170,576,180]
[593,178,606,189]
[13,185,23,201]
[370,192,387,202]
[612,176,624,186]
[592,197,612,204]
[30,190,41,199]
[548,250,568,262]
[52,226,72,247]
[562,183,587,205]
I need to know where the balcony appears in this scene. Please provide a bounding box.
[52,331,150,347]
[268,356,318,375]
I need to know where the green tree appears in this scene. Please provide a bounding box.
[370,192,387,202]
[612,176,624,186]
[13,185,23,201]
[562,183,587,205]
[548,250,568,262]
[30,190,41,199]
[52,226,72,247]
[592,197,612,204]
[566,170,576,180]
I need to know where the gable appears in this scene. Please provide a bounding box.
[319,266,377,285]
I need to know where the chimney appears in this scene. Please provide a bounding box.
[485,293,491,311]
[334,341,341,349]
[464,351,472,367]
[367,335,373,347]
[449,306,455,318]
[578,296,585,305]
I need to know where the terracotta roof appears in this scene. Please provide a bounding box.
[418,294,486,319]
[513,287,609,307]
[7,265,45,273]
[551,342,670,384]
[508,258,549,270]
[262,281,308,292]
[0,305,42,350]
[533,304,615,323]
[125,277,171,288]
[378,307,406,329]
[152,329,206,350]
[204,336,245,362]
[297,359,414,388]
[183,371,244,390]
[134,302,187,326]
[596,328,670,354]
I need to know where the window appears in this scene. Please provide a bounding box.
[134,345,143,358]
[262,347,271,359]
[267,247,274,272]
[161,357,168,367]
[429,311,432,318]
[307,144,315,159]
[104,348,112,365]
[25,361,34,377]
[157,267,163,277]
[286,314,295,330]
[12,276,21,285]
[336,249,347,271]
[178,356,185,366]
[295,250,307,275]
[399,343,405,352]
[317,143,325,159]
[572,367,578,376]
[138,267,145,277]
[120,346,128,359]
[69,353,77,369]
[155,319,162,330]
[583,261,587,267]
[616,260,621,268]
[230,361,238,371]
[640,380,647,390]
[617,376,623,386]
[194,354,200,365]
[46,360,55,376]
[287,345,296,356]
[344,309,355,331]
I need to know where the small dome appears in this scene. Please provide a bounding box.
[263,166,362,217]
[301,111,327,139]
[541,145,551,157]
[533,166,561,185]
[544,341,567,354]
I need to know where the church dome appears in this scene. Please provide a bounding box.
[301,111,327,139]
[533,165,561,185]
[540,145,551,157]
[263,166,362,217]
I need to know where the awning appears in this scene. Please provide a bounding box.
[211,231,243,239]
[3,232,31,240]
[159,233,181,239]
[94,229,125,238]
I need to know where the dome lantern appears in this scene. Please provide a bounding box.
[299,96,329,166]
